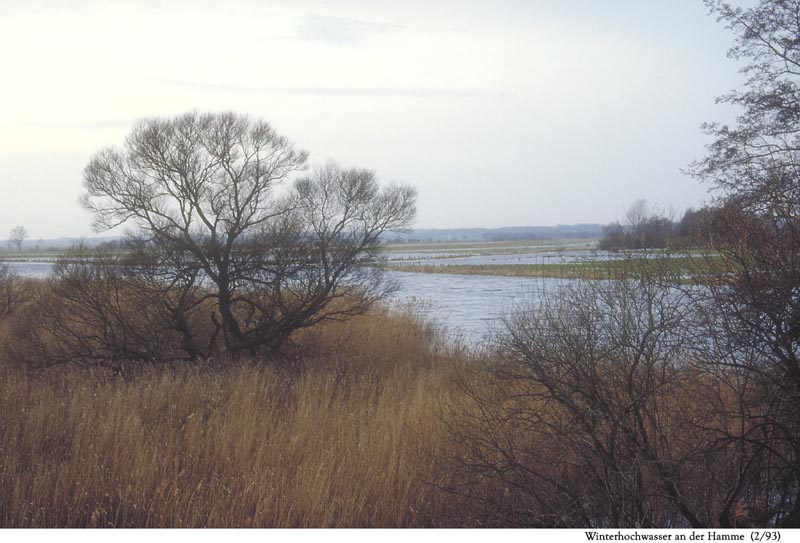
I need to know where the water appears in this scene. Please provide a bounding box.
[388,250,611,267]
[385,271,568,343]
[2,257,574,343]
[4,261,54,279]
[386,249,687,267]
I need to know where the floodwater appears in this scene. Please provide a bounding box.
[385,270,565,343]
[4,261,53,279]
[3,251,580,342]
[386,249,610,267]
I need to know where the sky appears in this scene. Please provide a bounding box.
[0,0,747,239]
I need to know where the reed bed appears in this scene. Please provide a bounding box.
[386,254,725,280]
[0,309,470,528]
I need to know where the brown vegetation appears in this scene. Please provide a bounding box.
[4,0,800,529]
[0,261,795,528]
[0,265,33,319]
[0,307,471,528]
[437,269,793,527]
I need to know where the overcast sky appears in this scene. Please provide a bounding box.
[0,0,745,239]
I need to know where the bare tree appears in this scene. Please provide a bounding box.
[598,200,677,250]
[695,0,800,214]
[8,225,27,252]
[229,163,417,354]
[625,198,650,232]
[688,203,800,526]
[688,0,800,527]
[440,259,777,528]
[80,111,416,359]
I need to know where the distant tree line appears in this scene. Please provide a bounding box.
[598,199,721,250]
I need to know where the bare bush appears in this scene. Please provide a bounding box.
[9,246,210,375]
[0,265,32,320]
[690,203,800,526]
[440,263,759,527]
[689,1,800,526]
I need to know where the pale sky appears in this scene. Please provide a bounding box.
[0,0,744,239]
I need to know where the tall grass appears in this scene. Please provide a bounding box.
[0,308,469,528]
[0,278,777,527]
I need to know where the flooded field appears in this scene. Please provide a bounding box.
[2,240,597,342]
[387,249,611,267]
[385,239,598,266]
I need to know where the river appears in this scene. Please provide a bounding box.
[385,270,565,343]
[3,258,571,343]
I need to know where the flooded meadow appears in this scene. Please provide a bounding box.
[2,240,600,343]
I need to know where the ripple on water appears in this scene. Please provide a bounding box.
[386,271,571,343]
[4,260,574,344]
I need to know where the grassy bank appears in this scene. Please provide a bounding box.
[384,238,596,253]
[387,254,725,280]
[0,309,473,528]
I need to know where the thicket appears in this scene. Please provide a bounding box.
[0,264,32,319]
[598,202,720,251]
[437,260,798,527]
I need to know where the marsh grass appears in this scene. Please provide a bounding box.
[0,308,471,528]
[383,239,596,253]
[386,254,727,280]
[0,264,759,528]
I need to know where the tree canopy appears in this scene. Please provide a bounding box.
[76,111,417,359]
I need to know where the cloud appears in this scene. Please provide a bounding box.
[296,14,398,46]
[148,78,484,98]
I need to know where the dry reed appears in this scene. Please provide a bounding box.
[0,308,469,527]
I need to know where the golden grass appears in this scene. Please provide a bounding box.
[386,255,728,280]
[383,239,596,253]
[0,283,760,527]
[0,309,469,528]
